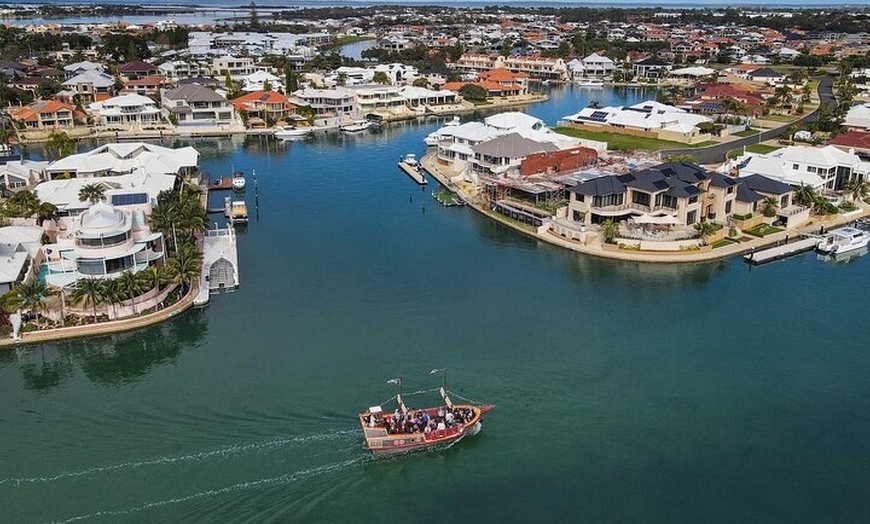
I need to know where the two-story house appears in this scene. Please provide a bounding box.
[88,93,163,127]
[231,90,296,126]
[62,70,116,104]
[738,145,870,192]
[7,100,79,131]
[211,56,256,81]
[162,84,237,127]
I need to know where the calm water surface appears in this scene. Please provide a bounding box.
[2,86,869,523]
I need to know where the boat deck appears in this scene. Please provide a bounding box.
[744,237,817,265]
[398,162,427,185]
[194,226,240,306]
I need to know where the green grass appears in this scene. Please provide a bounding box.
[745,144,781,154]
[433,190,460,206]
[760,114,798,123]
[554,127,715,151]
[711,237,741,249]
[745,224,784,237]
[330,35,375,46]
[734,128,761,138]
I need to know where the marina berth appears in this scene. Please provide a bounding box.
[339,120,375,133]
[273,125,313,139]
[816,227,870,255]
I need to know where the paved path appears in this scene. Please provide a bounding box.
[660,74,836,163]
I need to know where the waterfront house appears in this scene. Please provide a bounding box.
[469,133,559,179]
[0,226,44,293]
[35,170,177,218]
[632,57,673,80]
[231,91,296,127]
[737,145,870,192]
[41,200,165,288]
[733,174,795,217]
[566,162,731,227]
[563,100,712,144]
[292,87,356,121]
[6,100,80,131]
[478,68,529,95]
[161,84,238,128]
[44,142,198,181]
[242,71,283,92]
[398,86,459,110]
[62,70,116,104]
[436,122,503,171]
[121,75,170,97]
[568,53,615,80]
[88,93,163,128]
[519,147,599,178]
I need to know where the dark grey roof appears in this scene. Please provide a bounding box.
[736,182,763,203]
[163,83,227,103]
[748,68,782,78]
[741,174,791,195]
[708,171,739,188]
[569,175,626,196]
[471,133,558,159]
[635,57,671,67]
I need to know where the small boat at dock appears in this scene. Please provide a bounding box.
[224,196,248,224]
[274,125,312,139]
[575,78,605,87]
[340,120,375,133]
[359,371,495,455]
[231,170,246,190]
[398,153,427,185]
[816,227,870,255]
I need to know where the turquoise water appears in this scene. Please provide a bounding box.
[2,86,869,523]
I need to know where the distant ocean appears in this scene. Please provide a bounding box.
[16,0,867,9]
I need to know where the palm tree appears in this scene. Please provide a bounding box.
[70,278,103,323]
[142,265,166,294]
[760,197,778,217]
[6,190,40,217]
[600,218,620,244]
[78,183,105,205]
[845,177,869,203]
[812,195,833,215]
[117,271,143,315]
[100,278,124,319]
[694,221,719,245]
[46,132,76,160]
[168,243,202,294]
[14,280,48,326]
[36,202,59,225]
[794,184,818,207]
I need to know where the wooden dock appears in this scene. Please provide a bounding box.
[208,177,234,190]
[744,237,817,265]
[398,162,427,185]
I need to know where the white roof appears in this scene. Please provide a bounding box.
[0,225,43,284]
[80,201,124,230]
[398,86,455,99]
[564,100,710,132]
[244,70,280,82]
[63,70,115,88]
[845,102,870,130]
[46,142,198,177]
[34,171,177,211]
[582,53,614,65]
[443,122,502,143]
[670,66,716,77]
[740,155,824,188]
[484,112,545,132]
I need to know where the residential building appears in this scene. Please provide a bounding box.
[211,56,256,80]
[88,93,163,128]
[733,174,802,225]
[0,159,49,189]
[0,226,44,293]
[161,84,237,127]
[632,57,673,79]
[737,145,870,191]
[62,70,116,103]
[63,60,105,79]
[119,60,160,80]
[470,133,559,179]
[6,100,79,131]
[42,200,165,287]
[478,68,529,95]
[231,90,296,126]
[519,146,599,178]
[349,85,406,114]
[157,61,204,82]
[567,53,616,80]
[563,100,712,144]
[121,75,170,97]
[844,102,870,131]
[292,87,356,120]
[397,86,458,109]
[242,71,283,92]
[44,142,198,181]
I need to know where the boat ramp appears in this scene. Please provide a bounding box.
[744,237,818,265]
[194,226,240,306]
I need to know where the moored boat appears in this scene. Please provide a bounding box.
[224,196,249,224]
[359,371,495,455]
[274,125,312,139]
[340,120,374,133]
[575,78,605,87]
[231,170,246,190]
[816,227,870,255]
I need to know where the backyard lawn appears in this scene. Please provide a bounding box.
[759,114,798,123]
[745,144,781,154]
[554,127,716,151]
[734,128,760,137]
[745,224,784,237]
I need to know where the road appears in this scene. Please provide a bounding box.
[659,74,837,164]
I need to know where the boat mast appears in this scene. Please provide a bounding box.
[389,377,407,414]
[431,368,453,409]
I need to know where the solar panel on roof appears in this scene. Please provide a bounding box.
[111,193,148,206]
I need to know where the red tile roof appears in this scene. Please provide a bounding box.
[231,90,295,111]
[830,130,870,151]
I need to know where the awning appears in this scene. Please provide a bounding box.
[632,213,680,225]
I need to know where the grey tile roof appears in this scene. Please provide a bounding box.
[568,175,626,196]
[471,133,558,159]
[741,174,791,195]
[163,83,227,103]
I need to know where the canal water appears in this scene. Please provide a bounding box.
[2,86,869,523]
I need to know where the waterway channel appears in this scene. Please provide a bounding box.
[2,86,869,523]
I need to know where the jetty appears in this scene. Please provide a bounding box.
[398,161,427,185]
[195,226,240,306]
[208,177,234,190]
[744,237,818,265]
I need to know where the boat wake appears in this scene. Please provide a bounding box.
[46,456,369,524]
[0,428,357,488]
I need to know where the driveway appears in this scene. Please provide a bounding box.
[660,74,837,164]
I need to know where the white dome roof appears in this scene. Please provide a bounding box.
[80,201,124,230]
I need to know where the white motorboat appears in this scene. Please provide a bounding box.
[401,153,418,167]
[273,125,312,139]
[444,116,460,127]
[575,78,605,87]
[816,227,870,255]
[340,120,374,133]
[231,170,246,190]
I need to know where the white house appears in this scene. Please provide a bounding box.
[88,94,163,127]
[0,226,44,293]
[242,71,283,92]
[737,145,870,191]
[563,100,712,144]
[44,142,198,181]
[292,87,356,121]
[0,159,48,189]
[34,171,178,215]
[844,102,870,131]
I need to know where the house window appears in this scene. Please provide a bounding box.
[808,166,817,173]
[686,210,697,225]
[780,195,789,208]
[632,191,651,207]
[725,200,732,214]
[662,194,678,209]
[575,193,585,202]
[688,195,699,204]
[727,186,734,194]
[792,164,799,170]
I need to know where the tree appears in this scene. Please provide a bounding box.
[412,77,429,88]
[845,177,869,203]
[47,132,76,160]
[669,154,697,164]
[285,68,298,92]
[100,278,124,319]
[169,243,202,294]
[262,78,271,91]
[70,278,102,323]
[794,184,817,207]
[78,182,105,204]
[600,218,619,244]
[142,264,166,295]
[760,196,778,217]
[117,271,143,315]
[372,71,391,85]
[694,221,718,245]
[36,202,59,224]
[14,280,48,326]
[458,83,488,102]
[6,189,40,217]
